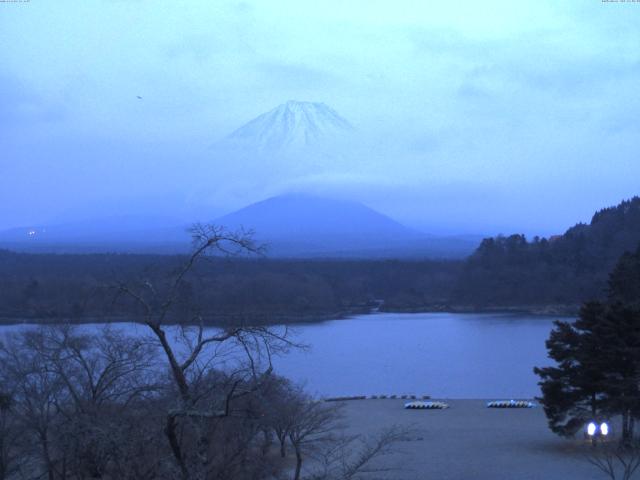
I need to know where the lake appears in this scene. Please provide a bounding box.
[0,312,564,399]
[275,312,561,399]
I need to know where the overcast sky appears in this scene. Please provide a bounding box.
[1,0,639,235]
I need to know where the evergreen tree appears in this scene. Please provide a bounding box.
[534,302,608,437]
[597,303,640,441]
[535,245,640,442]
[608,245,640,308]
[460,197,640,308]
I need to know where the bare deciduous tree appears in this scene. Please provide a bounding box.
[0,392,23,480]
[262,378,411,480]
[288,397,343,480]
[114,225,297,479]
[586,442,640,480]
[0,225,407,480]
[0,325,161,480]
[301,424,412,480]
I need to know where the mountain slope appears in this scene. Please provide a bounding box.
[202,101,366,205]
[222,100,354,154]
[217,193,418,240]
[0,195,480,258]
[455,196,640,307]
[215,194,478,258]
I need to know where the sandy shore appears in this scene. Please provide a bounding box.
[338,399,606,480]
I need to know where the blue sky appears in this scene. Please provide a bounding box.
[1,0,639,235]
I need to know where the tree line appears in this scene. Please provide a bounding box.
[0,250,460,325]
[456,197,640,308]
[2,196,640,324]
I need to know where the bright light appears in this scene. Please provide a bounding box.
[587,422,597,436]
[600,422,609,436]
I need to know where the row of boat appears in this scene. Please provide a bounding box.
[404,399,536,409]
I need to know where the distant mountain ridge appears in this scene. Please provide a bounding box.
[215,193,415,256]
[0,215,190,254]
[216,193,419,239]
[0,194,480,258]
[214,194,478,258]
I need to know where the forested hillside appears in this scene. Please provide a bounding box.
[455,197,640,308]
[0,251,459,324]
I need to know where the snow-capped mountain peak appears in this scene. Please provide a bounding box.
[223,100,354,153]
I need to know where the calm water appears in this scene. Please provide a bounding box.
[274,312,561,399]
[0,312,564,399]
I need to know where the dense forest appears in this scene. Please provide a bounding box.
[1,197,640,324]
[455,196,640,309]
[0,252,460,324]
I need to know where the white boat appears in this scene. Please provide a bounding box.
[486,400,535,408]
[404,401,449,409]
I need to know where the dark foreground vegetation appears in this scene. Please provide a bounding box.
[1,197,640,324]
[534,243,640,478]
[0,326,408,480]
[0,227,407,480]
[536,245,640,440]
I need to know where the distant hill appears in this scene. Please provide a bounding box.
[0,196,479,258]
[2,196,639,320]
[215,193,478,258]
[216,193,420,246]
[455,196,640,307]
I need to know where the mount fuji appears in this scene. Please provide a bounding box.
[203,101,363,202]
[220,100,354,154]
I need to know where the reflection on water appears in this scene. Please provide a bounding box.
[0,312,566,398]
[273,312,563,398]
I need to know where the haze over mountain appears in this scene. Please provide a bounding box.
[0,194,480,258]
[0,215,189,254]
[215,193,415,255]
[203,101,367,208]
[214,193,479,258]
[3,2,639,236]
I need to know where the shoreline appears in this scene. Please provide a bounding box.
[0,304,578,326]
[379,304,579,316]
[336,398,606,479]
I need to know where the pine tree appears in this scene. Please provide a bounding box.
[596,303,640,441]
[608,245,640,309]
[534,302,608,437]
[535,245,640,442]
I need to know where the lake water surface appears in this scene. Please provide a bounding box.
[275,312,562,399]
[0,312,565,399]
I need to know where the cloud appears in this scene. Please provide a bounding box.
[255,61,344,91]
[162,35,218,62]
[0,73,65,126]
[408,133,440,154]
[1,0,639,233]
